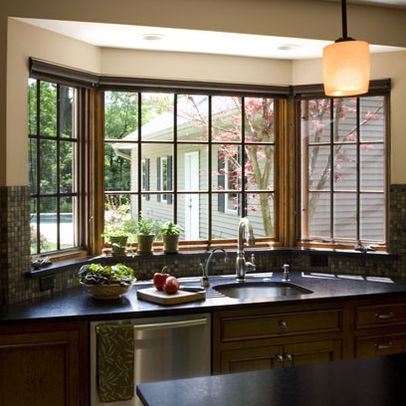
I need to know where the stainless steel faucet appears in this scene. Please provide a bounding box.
[236,217,256,281]
[201,247,227,288]
[282,263,290,282]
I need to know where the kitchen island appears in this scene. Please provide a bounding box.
[136,353,406,406]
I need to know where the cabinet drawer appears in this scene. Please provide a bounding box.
[355,332,406,357]
[220,309,342,342]
[355,302,406,329]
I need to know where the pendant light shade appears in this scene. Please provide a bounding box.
[322,0,370,97]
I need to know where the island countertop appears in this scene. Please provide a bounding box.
[136,353,406,406]
[1,270,406,322]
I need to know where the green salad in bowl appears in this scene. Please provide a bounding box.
[79,263,136,299]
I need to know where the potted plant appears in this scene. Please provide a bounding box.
[136,213,159,255]
[78,262,136,299]
[102,223,129,256]
[160,222,183,254]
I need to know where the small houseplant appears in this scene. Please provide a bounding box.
[160,221,183,254]
[136,213,159,255]
[102,222,129,256]
[79,263,136,299]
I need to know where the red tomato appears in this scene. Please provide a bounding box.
[153,272,169,291]
[163,276,179,294]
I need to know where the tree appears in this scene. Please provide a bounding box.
[181,95,275,236]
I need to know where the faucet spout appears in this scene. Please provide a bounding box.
[201,248,227,288]
[236,217,256,282]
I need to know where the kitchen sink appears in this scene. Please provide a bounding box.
[213,281,313,299]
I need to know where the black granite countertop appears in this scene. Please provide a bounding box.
[136,353,406,406]
[1,271,406,323]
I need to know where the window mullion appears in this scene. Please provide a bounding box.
[173,94,178,223]
[56,84,61,250]
[241,97,246,217]
[330,99,335,241]
[208,96,213,242]
[356,97,361,243]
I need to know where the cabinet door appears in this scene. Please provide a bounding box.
[283,339,342,367]
[0,322,88,406]
[219,344,284,374]
[355,332,406,358]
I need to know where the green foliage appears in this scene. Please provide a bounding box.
[78,263,135,286]
[160,221,183,236]
[136,212,159,236]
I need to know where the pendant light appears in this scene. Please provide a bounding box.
[323,0,370,97]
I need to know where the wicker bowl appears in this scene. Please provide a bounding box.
[82,282,134,300]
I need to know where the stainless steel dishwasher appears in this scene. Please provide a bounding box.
[90,313,211,406]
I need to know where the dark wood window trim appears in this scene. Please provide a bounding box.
[295,80,391,251]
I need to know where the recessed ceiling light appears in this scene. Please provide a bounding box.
[277,44,300,51]
[140,33,165,41]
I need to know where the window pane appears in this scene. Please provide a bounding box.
[213,144,241,191]
[105,91,138,140]
[301,99,331,143]
[246,192,274,238]
[178,147,208,191]
[177,94,208,142]
[212,96,242,142]
[60,86,75,138]
[39,82,57,136]
[360,144,384,191]
[245,144,274,191]
[307,146,331,191]
[104,143,133,192]
[60,141,75,193]
[104,194,138,243]
[360,193,385,242]
[141,93,173,141]
[334,144,357,191]
[360,96,385,142]
[60,196,76,248]
[211,199,241,238]
[335,98,357,143]
[38,197,57,252]
[244,97,274,143]
[177,194,208,240]
[333,192,357,239]
[40,139,57,194]
[307,192,331,238]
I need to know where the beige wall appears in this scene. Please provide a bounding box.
[1,0,406,186]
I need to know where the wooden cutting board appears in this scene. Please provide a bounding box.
[137,287,206,305]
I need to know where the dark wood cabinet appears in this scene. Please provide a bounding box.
[351,295,406,358]
[0,320,89,406]
[213,294,406,374]
[213,302,344,374]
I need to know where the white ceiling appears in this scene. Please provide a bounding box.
[17,1,405,61]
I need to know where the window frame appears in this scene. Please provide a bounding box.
[28,59,391,258]
[294,80,391,251]
[99,86,287,251]
[28,58,97,260]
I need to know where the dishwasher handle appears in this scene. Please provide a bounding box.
[96,317,208,334]
[133,317,208,331]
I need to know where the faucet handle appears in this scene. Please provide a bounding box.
[282,263,290,282]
